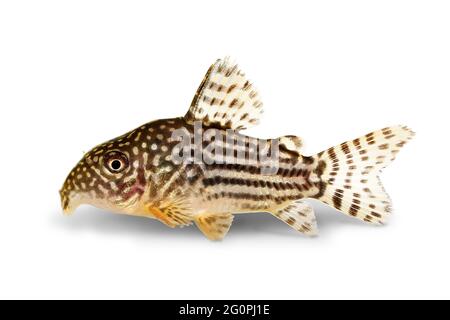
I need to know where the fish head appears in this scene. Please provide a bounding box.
[60,130,151,216]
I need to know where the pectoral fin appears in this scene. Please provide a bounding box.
[195,213,234,241]
[145,203,192,228]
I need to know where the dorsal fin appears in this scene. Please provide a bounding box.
[185,58,264,131]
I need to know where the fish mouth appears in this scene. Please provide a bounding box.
[62,202,75,215]
[59,189,77,215]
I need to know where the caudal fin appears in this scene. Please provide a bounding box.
[314,125,414,224]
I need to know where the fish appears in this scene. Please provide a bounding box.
[60,58,414,240]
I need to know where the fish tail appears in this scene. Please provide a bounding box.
[312,125,414,224]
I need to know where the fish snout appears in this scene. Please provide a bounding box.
[59,187,75,215]
[60,172,83,215]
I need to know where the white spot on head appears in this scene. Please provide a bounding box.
[143,152,149,166]
[109,182,118,191]
[148,128,154,132]
[141,142,147,149]
[93,156,99,163]
[132,146,139,155]
[146,135,152,140]
[161,145,168,152]
[98,184,108,195]
[156,134,164,140]
[151,143,158,151]
[133,160,139,168]
[92,167,109,183]
[134,132,142,141]
[160,125,166,129]
[89,178,97,187]
[153,154,161,166]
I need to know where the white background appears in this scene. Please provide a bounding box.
[0,1,449,300]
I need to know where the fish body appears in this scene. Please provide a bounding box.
[60,58,414,240]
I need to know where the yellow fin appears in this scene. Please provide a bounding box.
[195,213,234,241]
[145,203,192,228]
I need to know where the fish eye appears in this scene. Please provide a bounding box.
[110,159,122,170]
[104,152,129,173]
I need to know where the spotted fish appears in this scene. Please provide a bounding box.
[60,58,414,240]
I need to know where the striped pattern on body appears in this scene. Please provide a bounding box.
[167,127,319,214]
